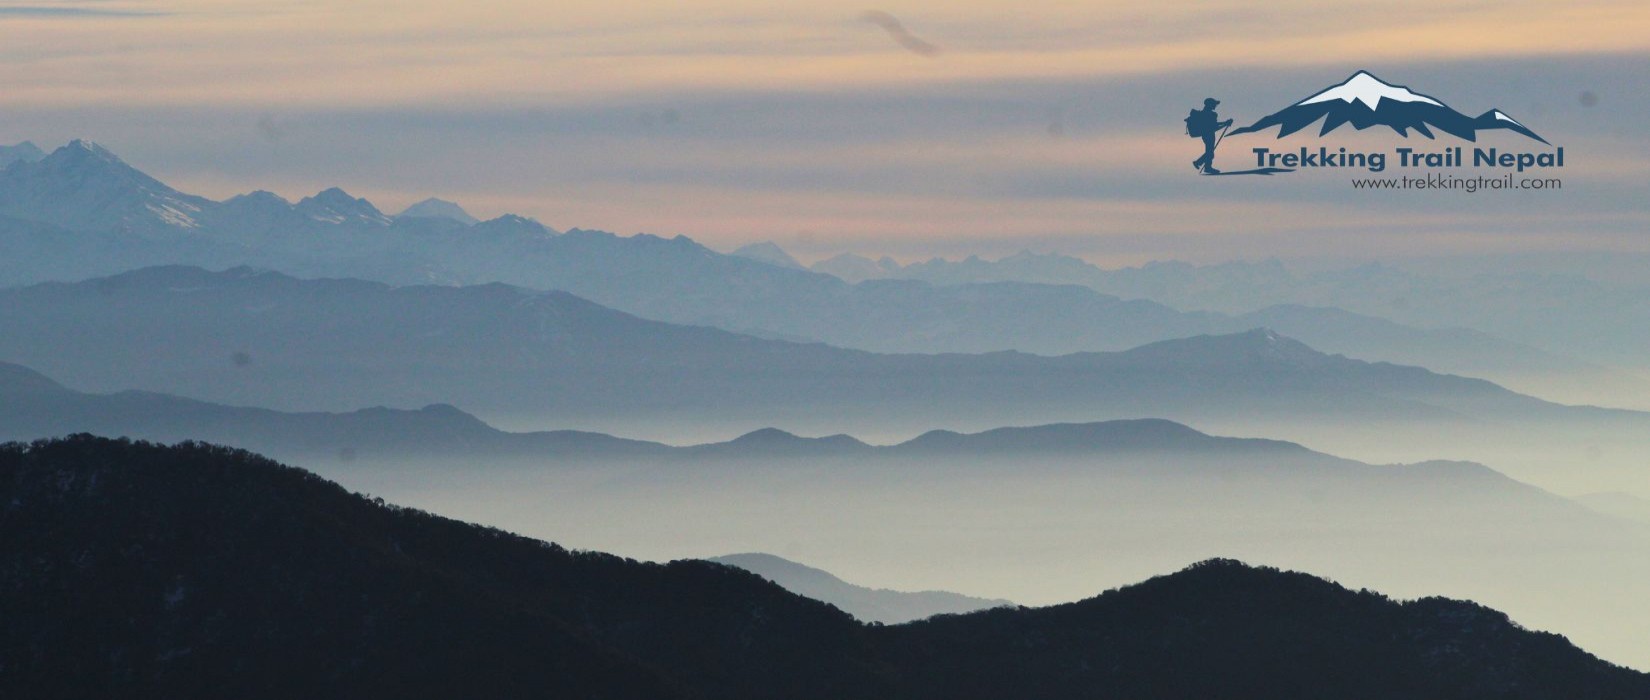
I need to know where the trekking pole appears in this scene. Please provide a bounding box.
[1212,122,1232,151]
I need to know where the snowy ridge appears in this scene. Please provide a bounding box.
[1300,71,1444,110]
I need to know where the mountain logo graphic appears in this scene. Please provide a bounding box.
[1184,71,1560,177]
[1228,70,1548,144]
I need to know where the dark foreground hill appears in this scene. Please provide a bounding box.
[3,436,1645,700]
[0,436,874,700]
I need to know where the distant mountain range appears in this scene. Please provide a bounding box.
[0,360,667,464]
[2,139,1640,400]
[709,553,1011,624]
[0,139,1620,396]
[5,435,1644,699]
[0,265,1562,423]
[801,247,1650,399]
[2,265,1643,489]
[0,357,1312,466]
[0,140,555,285]
[0,141,461,236]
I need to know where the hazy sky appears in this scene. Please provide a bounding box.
[3,0,1648,263]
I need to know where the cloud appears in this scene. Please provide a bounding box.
[3,3,1646,264]
[860,10,940,56]
[7,0,1647,110]
[0,6,165,18]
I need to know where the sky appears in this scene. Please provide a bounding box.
[2,0,1648,264]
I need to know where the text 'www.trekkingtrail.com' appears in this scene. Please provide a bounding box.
[1351,173,1562,192]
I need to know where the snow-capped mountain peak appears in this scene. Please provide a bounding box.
[1299,71,1442,110]
[0,139,215,234]
[295,187,391,226]
[225,190,293,207]
[65,138,109,154]
[470,214,555,239]
[398,197,478,225]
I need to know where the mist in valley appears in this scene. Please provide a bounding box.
[298,430,1650,669]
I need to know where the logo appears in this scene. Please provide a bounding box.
[1184,71,1563,179]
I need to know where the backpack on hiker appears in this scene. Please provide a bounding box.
[1184,109,1215,138]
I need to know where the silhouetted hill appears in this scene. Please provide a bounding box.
[710,553,1011,624]
[688,427,873,458]
[0,360,1329,467]
[687,419,1312,461]
[882,559,1648,699]
[894,418,1307,457]
[0,435,879,699]
[0,360,672,464]
[3,436,1645,699]
[0,359,1507,474]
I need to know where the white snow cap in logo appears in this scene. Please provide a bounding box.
[1299,71,1443,110]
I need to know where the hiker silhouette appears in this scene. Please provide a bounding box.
[1185,98,1233,174]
